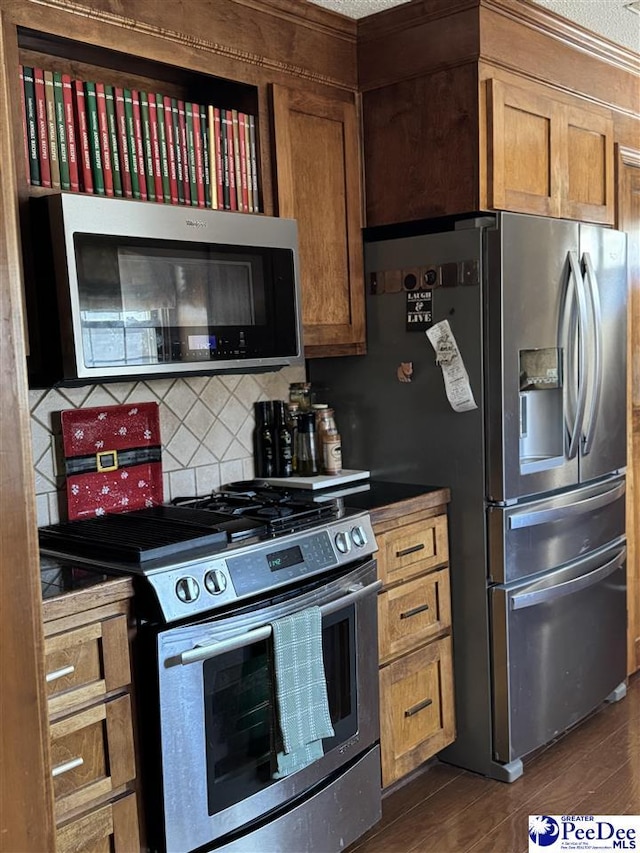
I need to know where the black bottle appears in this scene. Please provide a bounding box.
[254,401,275,478]
[274,400,293,477]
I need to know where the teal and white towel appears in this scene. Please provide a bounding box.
[271,606,335,778]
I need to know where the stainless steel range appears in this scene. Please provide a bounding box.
[39,483,382,853]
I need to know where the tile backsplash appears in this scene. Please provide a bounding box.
[30,366,306,527]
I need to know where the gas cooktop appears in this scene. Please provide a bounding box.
[38,482,377,622]
[38,482,339,564]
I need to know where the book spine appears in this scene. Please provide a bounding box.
[62,75,79,192]
[22,66,40,186]
[214,107,224,209]
[148,93,164,202]
[224,108,237,211]
[114,87,132,198]
[177,100,190,204]
[35,68,51,188]
[131,90,147,200]
[73,79,93,193]
[155,96,171,203]
[201,104,211,208]
[243,112,253,212]
[170,99,184,204]
[207,105,218,210]
[220,108,230,210]
[249,114,259,212]
[44,70,60,189]
[190,103,205,208]
[85,81,105,194]
[162,96,179,204]
[231,109,242,212]
[139,91,155,201]
[18,66,30,179]
[123,89,140,199]
[95,82,114,196]
[104,85,122,197]
[53,72,69,191]
[238,112,249,214]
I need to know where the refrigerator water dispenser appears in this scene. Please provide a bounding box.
[519,348,563,472]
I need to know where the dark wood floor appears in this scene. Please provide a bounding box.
[350,672,640,853]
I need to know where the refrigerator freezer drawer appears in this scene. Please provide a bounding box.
[490,541,626,764]
[488,475,625,584]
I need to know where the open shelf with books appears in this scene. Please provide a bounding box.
[17,27,261,213]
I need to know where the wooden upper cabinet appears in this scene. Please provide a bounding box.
[271,84,366,357]
[487,78,563,218]
[564,103,614,223]
[486,77,614,224]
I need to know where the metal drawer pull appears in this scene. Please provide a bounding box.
[404,697,433,718]
[179,579,383,666]
[400,603,430,620]
[46,665,75,684]
[52,757,84,778]
[396,543,425,558]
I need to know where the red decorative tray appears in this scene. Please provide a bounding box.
[61,402,163,521]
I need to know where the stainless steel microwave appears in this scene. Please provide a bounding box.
[28,193,304,385]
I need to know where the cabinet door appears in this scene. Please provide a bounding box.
[56,792,140,853]
[271,84,365,357]
[563,103,614,224]
[376,513,449,587]
[50,695,136,821]
[378,568,451,664]
[488,78,563,217]
[379,636,455,788]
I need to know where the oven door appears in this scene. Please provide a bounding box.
[155,559,380,853]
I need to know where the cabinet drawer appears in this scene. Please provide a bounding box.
[51,694,136,821]
[378,568,451,664]
[377,514,448,587]
[56,791,139,853]
[45,615,131,717]
[379,635,455,788]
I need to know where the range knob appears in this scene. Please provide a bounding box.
[176,576,200,603]
[334,530,352,555]
[351,525,368,548]
[205,569,228,595]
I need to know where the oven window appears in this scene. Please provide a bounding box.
[203,607,357,816]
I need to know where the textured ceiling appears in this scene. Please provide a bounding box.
[307,0,640,53]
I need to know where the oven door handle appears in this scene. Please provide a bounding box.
[178,580,383,666]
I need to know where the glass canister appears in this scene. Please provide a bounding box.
[289,382,312,412]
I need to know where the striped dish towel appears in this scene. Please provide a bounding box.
[271,606,335,778]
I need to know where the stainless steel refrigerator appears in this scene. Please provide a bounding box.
[308,212,628,781]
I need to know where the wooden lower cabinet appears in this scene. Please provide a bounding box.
[42,578,142,852]
[371,495,456,789]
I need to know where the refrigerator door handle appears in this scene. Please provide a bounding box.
[508,479,626,529]
[510,547,626,611]
[562,252,589,460]
[582,252,603,455]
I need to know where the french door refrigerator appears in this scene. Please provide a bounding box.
[308,212,628,781]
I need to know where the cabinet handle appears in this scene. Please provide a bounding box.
[400,603,430,619]
[52,757,84,778]
[46,665,75,683]
[396,543,425,558]
[404,697,433,718]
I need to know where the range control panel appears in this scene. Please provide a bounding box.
[148,511,377,623]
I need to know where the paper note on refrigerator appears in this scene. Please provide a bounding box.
[426,320,478,412]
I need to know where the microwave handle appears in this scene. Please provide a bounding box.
[178,580,382,666]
